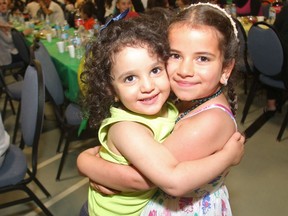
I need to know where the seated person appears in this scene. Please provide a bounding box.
[264,3,288,112]
[0,1,31,67]
[114,0,139,19]
[0,115,10,168]
[79,0,97,30]
[25,0,40,19]
[38,0,65,24]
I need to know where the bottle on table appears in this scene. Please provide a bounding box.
[72,30,83,59]
[45,15,50,29]
[61,20,70,51]
[54,21,61,39]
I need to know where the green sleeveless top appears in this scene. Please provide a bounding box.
[88,101,178,216]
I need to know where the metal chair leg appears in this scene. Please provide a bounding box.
[277,108,288,141]
[241,75,259,124]
[56,138,70,181]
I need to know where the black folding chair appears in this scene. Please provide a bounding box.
[242,22,288,140]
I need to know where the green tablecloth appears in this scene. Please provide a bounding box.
[26,34,81,103]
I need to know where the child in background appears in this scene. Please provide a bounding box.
[79,0,97,30]
[114,0,138,19]
[77,5,244,216]
[78,3,243,216]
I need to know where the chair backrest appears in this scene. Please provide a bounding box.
[11,28,30,65]
[20,59,45,172]
[247,22,285,78]
[32,40,65,106]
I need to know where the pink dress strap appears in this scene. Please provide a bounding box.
[181,104,237,130]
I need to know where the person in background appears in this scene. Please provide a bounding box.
[114,0,138,19]
[0,0,32,67]
[263,3,288,112]
[235,0,263,16]
[38,0,65,24]
[274,2,288,51]
[25,0,40,19]
[96,0,143,24]
[10,2,24,19]
[0,0,10,21]
[79,0,97,30]
[0,115,10,168]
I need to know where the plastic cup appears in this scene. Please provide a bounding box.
[46,33,52,43]
[56,41,65,53]
[68,45,75,58]
[257,16,265,22]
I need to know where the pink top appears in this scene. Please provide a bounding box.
[180,104,237,130]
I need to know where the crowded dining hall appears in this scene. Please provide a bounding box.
[0,0,287,215]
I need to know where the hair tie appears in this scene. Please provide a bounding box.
[100,9,129,33]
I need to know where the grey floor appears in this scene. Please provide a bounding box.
[1,77,288,216]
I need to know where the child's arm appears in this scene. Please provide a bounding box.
[78,110,244,196]
[77,146,155,191]
[110,113,240,196]
[78,131,244,193]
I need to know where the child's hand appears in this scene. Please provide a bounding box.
[223,131,245,166]
[84,146,101,156]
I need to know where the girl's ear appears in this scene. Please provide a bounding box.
[220,59,235,85]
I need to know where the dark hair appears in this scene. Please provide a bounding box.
[147,0,169,9]
[169,3,239,115]
[79,0,97,19]
[181,0,194,5]
[81,16,170,128]
[142,6,174,30]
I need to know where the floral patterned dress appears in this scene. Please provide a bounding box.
[141,104,237,216]
[141,172,231,216]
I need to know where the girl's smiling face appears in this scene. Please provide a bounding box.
[111,46,170,116]
[116,0,132,13]
[167,24,233,102]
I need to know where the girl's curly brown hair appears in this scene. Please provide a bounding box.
[81,16,171,128]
